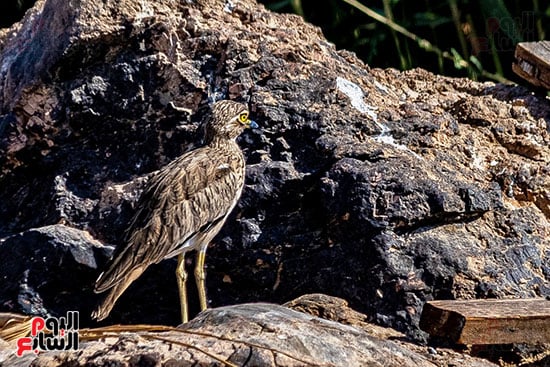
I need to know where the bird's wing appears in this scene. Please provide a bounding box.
[94,144,245,293]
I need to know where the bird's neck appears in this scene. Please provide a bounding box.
[206,136,238,149]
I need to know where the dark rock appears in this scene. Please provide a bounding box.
[0,0,548,357]
[0,225,110,324]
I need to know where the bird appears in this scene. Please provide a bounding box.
[91,100,258,323]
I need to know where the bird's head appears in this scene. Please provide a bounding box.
[204,100,258,142]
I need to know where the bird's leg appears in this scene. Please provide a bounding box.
[194,245,209,311]
[176,253,189,323]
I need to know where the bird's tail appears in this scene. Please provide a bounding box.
[91,267,145,321]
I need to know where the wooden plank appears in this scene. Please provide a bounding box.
[419,298,550,345]
[512,41,550,89]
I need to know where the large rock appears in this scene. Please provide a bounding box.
[0,301,498,367]
[0,225,109,320]
[0,0,548,349]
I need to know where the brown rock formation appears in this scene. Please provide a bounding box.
[0,0,548,363]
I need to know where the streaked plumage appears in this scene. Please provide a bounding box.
[92,100,257,322]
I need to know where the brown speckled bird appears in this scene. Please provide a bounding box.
[92,100,258,322]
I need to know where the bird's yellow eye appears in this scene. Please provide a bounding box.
[238,112,249,123]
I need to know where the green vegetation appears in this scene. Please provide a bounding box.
[260,0,550,83]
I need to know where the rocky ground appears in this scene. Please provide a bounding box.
[0,0,548,365]
[1,294,502,367]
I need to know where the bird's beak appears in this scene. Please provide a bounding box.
[246,120,259,129]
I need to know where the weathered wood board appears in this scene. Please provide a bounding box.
[513,41,550,89]
[420,298,550,344]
